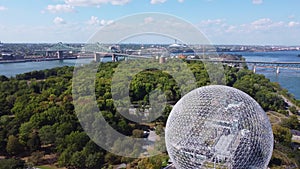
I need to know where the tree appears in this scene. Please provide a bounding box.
[155,124,164,135]
[280,115,300,130]
[55,122,74,139]
[56,131,89,155]
[105,152,121,165]
[137,158,155,169]
[6,135,23,155]
[117,119,132,135]
[0,158,26,169]
[137,156,162,169]
[27,131,41,152]
[82,140,103,155]
[158,104,172,123]
[278,110,289,116]
[272,125,292,145]
[233,73,286,111]
[289,106,298,114]
[0,130,7,154]
[132,129,144,138]
[0,75,8,82]
[39,125,56,145]
[70,151,86,168]
[58,147,73,167]
[85,153,104,169]
[28,151,44,165]
[19,121,33,145]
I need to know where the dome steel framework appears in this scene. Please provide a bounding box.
[165,85,273,169]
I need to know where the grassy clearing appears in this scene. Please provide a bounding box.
[267,111,288,125]
[36,166,53,169]
[36,165,65,169]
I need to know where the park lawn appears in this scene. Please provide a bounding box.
[36,166,52,169]
[36,165,65,169]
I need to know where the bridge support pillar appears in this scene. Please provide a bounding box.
[57,51,63,59]
[112,54,116,62]
[112,54,119,62]
[159,57,166,64]
[276,67,280,74]
[94,52,101,62]
[253,65,256,73]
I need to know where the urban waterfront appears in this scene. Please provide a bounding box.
[0,51,300,99]
[1,50,300,99]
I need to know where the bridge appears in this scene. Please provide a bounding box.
[35,42,81,59]
[35,43,300,74]
[80,43,159,62]
[83,49,300,74]
[187,59,300,74]
[224,60,300,74]
[245,61,300,74]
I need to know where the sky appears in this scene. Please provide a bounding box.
[0,0,300,45]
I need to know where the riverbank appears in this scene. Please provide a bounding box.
[226,50,300,100]
[0,50,299,99]
[0,57,93,64]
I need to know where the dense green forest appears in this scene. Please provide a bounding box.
[0,60,299,169]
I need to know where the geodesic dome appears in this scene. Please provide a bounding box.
[165,85,273,169]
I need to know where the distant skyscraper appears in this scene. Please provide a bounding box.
[165,85,273,169]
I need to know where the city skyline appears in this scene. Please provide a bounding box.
[0,0,300,45]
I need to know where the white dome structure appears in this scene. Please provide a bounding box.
[165,85,273,169]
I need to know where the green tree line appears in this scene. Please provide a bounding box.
[0,60,298,168]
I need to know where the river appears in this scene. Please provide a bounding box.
[1,51,300,99]
[226,51,300,99]
[0,58,93,77]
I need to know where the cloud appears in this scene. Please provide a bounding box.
[288,21,300,27]
[53,17,66,24]
[87,16,113,26]
[252,0,263,5]
[100,19,114,25]
[65,0,131,6]
[46,4,75,13]
[0,6,7,11]
[144,17,154,24]
[199,18,285,35]
[198,19,228,37]
[200,19,225,26]
[225,25,237,33]
[178,0,184,2]
[250,18,284,30]
[150,0,167,4]
[196,17,298,45]
[251,18,272,26]
[87,16,100,25]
